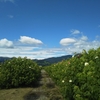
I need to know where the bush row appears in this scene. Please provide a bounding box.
[45,47,100,100]
[0,57,41,89]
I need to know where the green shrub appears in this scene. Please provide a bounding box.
[45,47,100,100]
[0,57,41,89]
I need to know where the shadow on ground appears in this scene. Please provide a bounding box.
[24,91,48,100]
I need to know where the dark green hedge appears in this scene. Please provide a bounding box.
[0,57,41,89]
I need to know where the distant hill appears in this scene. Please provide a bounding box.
[34,55,72,66]
[0,57,11,63]
[0,55,72,66]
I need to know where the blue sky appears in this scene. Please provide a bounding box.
[0,0,100,59]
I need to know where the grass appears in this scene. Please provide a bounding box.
[0,86,63,100]
[0,87,33,100]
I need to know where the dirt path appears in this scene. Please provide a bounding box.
[24,69,63,100]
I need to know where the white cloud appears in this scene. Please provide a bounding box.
[8,15,14,18]
[80,36,88,41]
[0,36,44,59]
[19,36,43,46]
[0,35,100,60]
[0,46,66,59]
[0,38,14,48]
[0,0,15,3]
[60,38,76,46]
[60,35,100,55]
[71,29,81,34]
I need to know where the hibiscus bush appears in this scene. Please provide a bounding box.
[0,57,41,89]
[45,47,100,100]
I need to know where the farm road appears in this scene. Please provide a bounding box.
[24,69,63,100]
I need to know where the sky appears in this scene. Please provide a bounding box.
[0,0,100,59]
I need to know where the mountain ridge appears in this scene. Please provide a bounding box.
[34,55,72,66]
[0,55,72,66]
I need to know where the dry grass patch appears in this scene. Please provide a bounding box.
[0,88,33,100]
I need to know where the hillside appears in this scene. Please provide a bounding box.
[34,55,72,66]
[0,57,11,63]
[0,55,72,66]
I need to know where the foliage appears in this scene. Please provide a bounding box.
[0,57,41,89]
[45,47,100,100]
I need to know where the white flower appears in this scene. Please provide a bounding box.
[29,67,31,69]
[84,62,89,66]
[95,56,98,59]
[62,80,64,83]
[69,80,72,83]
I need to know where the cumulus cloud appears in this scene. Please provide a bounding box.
[71,29,81,34]
[0,34,100,59]
[0,38,13,48]
[60,35,100,55]
[0,36,44,59]
[19,36,43,46]
[0,0,15,3]
[60,38,76,46]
